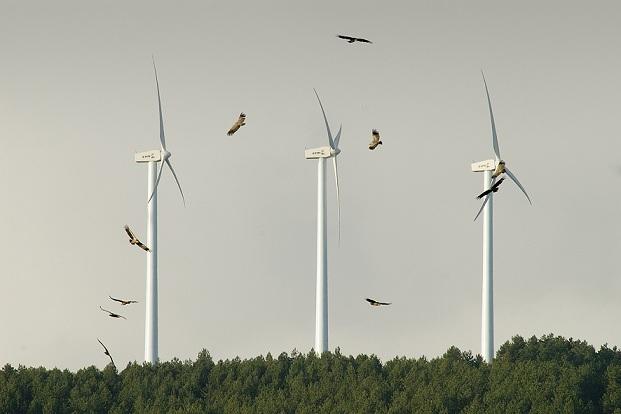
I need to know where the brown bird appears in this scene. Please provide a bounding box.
[476,177,505,199]
[369,129,383,150]
[124,225,150,252]
[100,306,127,320]
[97,338,116,368]
[337,35,373,44]
[366,298,391,306]
[109,295,138,306]
[227,113,246,136]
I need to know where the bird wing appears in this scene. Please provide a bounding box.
[227,118,242,135]
[97,338,109,354]
[124,225,135,240]
[371,129,380,145]
[491,177,505,190]
[337,35,355,41]
[365,298,377,305]
[136,240,151,252]
[109,296,123,304]
[99,306,112,315]
[476,188,492,199]
[355,37,372,43]
[378,302,391,306]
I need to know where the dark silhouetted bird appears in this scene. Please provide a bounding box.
[109,295,138,306]
[97,338,116,368]
[337,35,372,44]
[476,177,505,199]
[100,306,127,320]
[227,113,246,136]
[366,298,391,306]
[124,225,150,252]
[369,129,383,150]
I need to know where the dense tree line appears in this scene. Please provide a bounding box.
[1,334,621,413]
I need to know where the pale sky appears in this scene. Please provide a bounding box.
[1,0,621,370]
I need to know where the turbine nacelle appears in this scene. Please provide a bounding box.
[305,146,334,159]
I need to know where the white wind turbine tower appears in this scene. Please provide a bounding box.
[134,58,185,364]
[304,89,342,354]
[471,72,532,363]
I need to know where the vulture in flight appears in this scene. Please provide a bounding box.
[124,225,150,252]
[100,306,127,320]
[476,177,505,199]
[369,129,383,150]
[337,35,373,44]
[227,113,246,136]
[97,338,116,368]
[366,298,391,306]
[109,295,138,306]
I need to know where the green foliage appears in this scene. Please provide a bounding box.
[1,338,621,413]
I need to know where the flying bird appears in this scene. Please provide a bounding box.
[476,177,505,199]
[366,298,391,306]
[227,113,246,136]
[337,35,373,44]
[124,225,150,252]
[100,306,127,320]
[109,295,138,306]
[369,129,383,150]
[97,338,116,368]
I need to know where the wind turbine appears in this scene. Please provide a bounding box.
[134,58,185,364]
[304,89,342,354]
[471,72,531,363]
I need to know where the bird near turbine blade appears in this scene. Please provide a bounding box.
[313,89,334,149]
[165,158,186,206]
[148,161,165,203]
[481,71,501,161]
[333,155,341,243]
[153,57,167,151]
[504,167,532,205]
[334,124,342,149]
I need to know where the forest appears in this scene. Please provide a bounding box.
[1,334,621,413]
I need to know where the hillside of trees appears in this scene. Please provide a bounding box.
[1,334,621,413]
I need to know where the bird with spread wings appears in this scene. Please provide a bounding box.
[124,225,150,252]
[227,113,246,136]
[100,306,127,320]
[366,298,391,306]
[109,295,138,306]
[97,338,116,368]
[476,177,505,199]
[369,129,383,150]
[337,35,373,44]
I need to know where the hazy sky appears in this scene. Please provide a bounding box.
[1,0,621,371]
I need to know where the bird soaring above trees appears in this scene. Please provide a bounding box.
[109,295,138,306]
[369,129,383,150]
[476,177,505,199]
[227,113,246,136]
[97,338,116,368]
[366,298,391,306]
[124,225,150,252]
[100,306,127,320]
[337,35,372,44]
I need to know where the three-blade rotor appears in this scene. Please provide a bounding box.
[314,89,342,241]
[475,73,531,221]
[148,57,185,206]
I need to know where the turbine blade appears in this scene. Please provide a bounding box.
[166,158,186,206]
[148,161,165,204]
[474,176,496,221]
[333,155,341,243]
[153,57,167,151]
[504,167,532,205]
[481,71,501,161]
[313,88,334,149]
[334,124,342,149]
